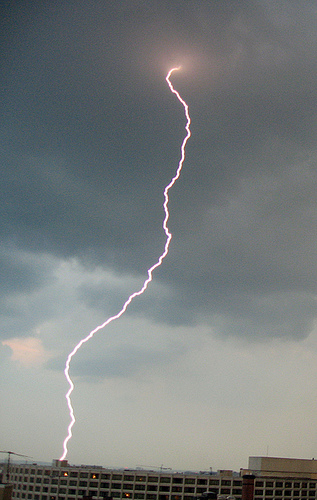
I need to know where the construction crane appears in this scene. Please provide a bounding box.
[136,464,172,472]
[0,451,32,483]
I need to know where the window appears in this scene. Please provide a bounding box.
[266,482,273,488]
[185,479,195,485]
[101,482,109,488]
[112,475,122,481]
[160,478,171,483]
[184,487,194,493]
[136,476,146,482]
[221,480,231,486]
[124,476,134,482]
[172,487,182,492]
[70,472,78,477]
[275,482,283,488]
[197,488,207,494]
[159,486,170,492]
[80,481,88,487]
[148,477,158,483]
[173,478,183,484]
[101,474,110,479]
[147,485,157,491]
[91,473,99,479]
[123,484,133,490]
[209,480,219,486]
[135,484,146,490]
[80,473,88,478]
[69,480,77,486]
[198,479,207,485]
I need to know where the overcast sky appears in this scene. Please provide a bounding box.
[2,0,317,472]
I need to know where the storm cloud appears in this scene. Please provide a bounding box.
[2,0,317,470]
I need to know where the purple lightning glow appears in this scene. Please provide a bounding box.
[60,67,191,460]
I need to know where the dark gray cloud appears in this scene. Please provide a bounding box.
[2,0,317,344]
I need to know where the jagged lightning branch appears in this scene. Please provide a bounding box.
[60,66,191,460]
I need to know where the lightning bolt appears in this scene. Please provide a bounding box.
[60,66,191,460]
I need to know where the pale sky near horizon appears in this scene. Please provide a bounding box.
[2,0,317,472]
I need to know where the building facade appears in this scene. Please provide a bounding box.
[3,461,242,500]
[4,457,317,500]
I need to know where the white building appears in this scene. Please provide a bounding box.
[4,461,242,500]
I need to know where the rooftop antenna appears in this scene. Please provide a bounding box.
[0,451,32,483]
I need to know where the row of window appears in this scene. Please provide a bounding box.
[255,482,317,489]
[255,491,317,497]
[14,494,222,500]
[11,473,241,487]
[12,481,241,495]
